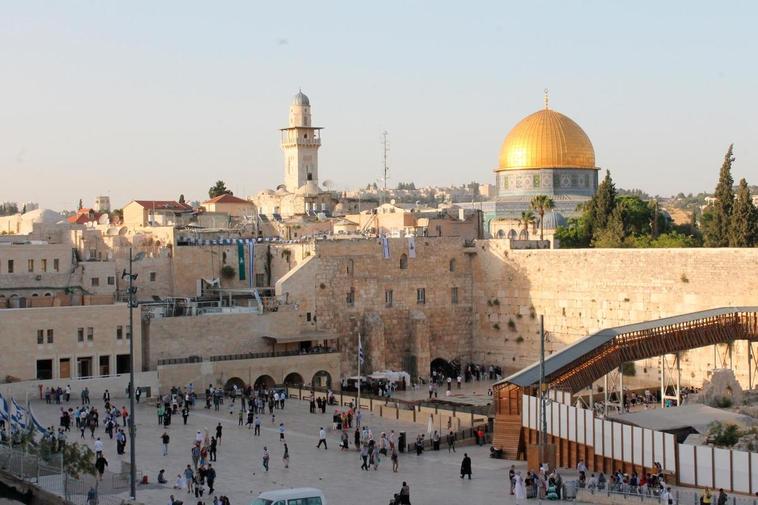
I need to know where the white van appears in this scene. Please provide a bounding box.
[251,487,327,505]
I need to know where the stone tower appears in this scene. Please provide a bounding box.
[280,90,323,192]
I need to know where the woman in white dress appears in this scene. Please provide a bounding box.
[514,471,527,500]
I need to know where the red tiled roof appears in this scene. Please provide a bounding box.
[202,194,250,205]
[66,208,103,224]
[132,200,193,211]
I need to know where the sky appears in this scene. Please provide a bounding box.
[1,1,757,210]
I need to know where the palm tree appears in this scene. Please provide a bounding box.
[530,195,555,240]
[518,210,535,239]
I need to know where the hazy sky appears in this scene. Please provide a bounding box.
[1,1,757,210]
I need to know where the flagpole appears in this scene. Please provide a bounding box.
[357,333,361,414]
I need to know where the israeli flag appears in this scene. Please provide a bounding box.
[10,399,27,429]
[0,392,10,422]
[27,403,49,437]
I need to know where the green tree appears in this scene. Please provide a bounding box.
[208,180,233,199]
[589,170,617,236]
[78,198,83,210]
[704,144,735,246]
[592,205,625,247]
[530,195,555,240]
[729,178,757,247]
[553,215,591,248]
[518,210,535,237]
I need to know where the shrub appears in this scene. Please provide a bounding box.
[515,336,524,343]
[493,323,500,330]
[680,273,689,283]
[714,396,733,409]
[220,265,236,279]
[709,422,740,447]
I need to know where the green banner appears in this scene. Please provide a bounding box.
[237,242,246,281]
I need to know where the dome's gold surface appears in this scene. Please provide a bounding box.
[497,108,596,171]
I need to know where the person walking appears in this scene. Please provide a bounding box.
[262,447,270,472]
[391,446,399,473]
[717,489,728,505]
[398,481,411,505]
[279,422,285,442]
[215,422,223,446]
[316,427,327,449]
[360,444,369,470]
[254,416,261,436]
[447,430,456,453]
[95,454,108,481]
[184,465,194,494]
[460,453,472,480]
[161,432,170,456]
[283,443,290,469]
[182,406,189,425]
[209,436,217,462]
[206,464,216,495]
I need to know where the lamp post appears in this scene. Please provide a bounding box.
[122,248,143,500]
[539,314,547,469]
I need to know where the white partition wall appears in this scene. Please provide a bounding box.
[576,407,585,444]
[551,402,559,436]
[560,404,568,439]
[714,448,731,490]
[585,410,593,447]
[632,427,643,466]
[595,419,604,456]
[529,396,537,430]
[622,424,633,464]
[604,421,613,459]
[751,453,758,494]
[732,451,750,493]
[568,406,577,442]
[696,445,714,488]
[679,444,696,485]
[642,429,653,468]
[664,434,676,473]
[654,431,664,466]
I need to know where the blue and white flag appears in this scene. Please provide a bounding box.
[27,402,48,437]
[10,398,27,429]
[0,392,9,422]
[358,334,365,366]
[381,236,390,259]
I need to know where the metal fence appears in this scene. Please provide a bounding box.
[0,443,125,505]
[580,484,758,505]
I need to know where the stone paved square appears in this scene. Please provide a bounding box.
[32,394,516,505]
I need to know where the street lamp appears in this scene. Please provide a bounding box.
[121,248,144,500]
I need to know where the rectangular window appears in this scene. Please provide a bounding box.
[99,355,110,376]
[107,276,115,285]
[416,288,426,305]
[53,258,59,272]
[77,327,84,343]
[451,287,459,305]
[87,327,94,342]
[36,359,53,380]
[91,277,99,287]
[346,287,355,306]
[41,259,47,272]
[255,273,265,287]
[306,312,312,322]
[46,329,54,344]
[116,354,131,374]
[37,329,44,345]
[7,260,13,273]
[116,325,123,339]
[149,272,156,282]
[385,289,394,308]
[28,259,34,272]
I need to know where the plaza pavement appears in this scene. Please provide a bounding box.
[31,394,519,505]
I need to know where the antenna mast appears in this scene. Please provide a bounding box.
[381,130,389,205]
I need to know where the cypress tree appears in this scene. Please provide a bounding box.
[590,170,617,236]
[705,144,735,246]
[729,178,757,247]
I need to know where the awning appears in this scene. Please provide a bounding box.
[263,333,334,344]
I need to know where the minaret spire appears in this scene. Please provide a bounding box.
[544,88,549,110]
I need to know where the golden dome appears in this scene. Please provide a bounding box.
[497,108,596,171]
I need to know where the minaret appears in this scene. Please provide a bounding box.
[280,90,323,192]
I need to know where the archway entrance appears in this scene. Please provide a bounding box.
[284,372,304,386]
[431,357,456,379]
[253,374,275,390]
[225,377,245,395]
[312,370,332,389]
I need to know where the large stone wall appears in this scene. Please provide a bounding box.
[279,238,475,378]
[472,243,758,386]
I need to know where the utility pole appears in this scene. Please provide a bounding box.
[124,248,140,501]
[539,314,547,469]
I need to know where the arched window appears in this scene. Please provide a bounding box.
[507,229,518,240]
[518,229,529,240]
[346,259,354,276]
[399,254,408,270]
[496,229,506,239]
[449,258,456,272]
